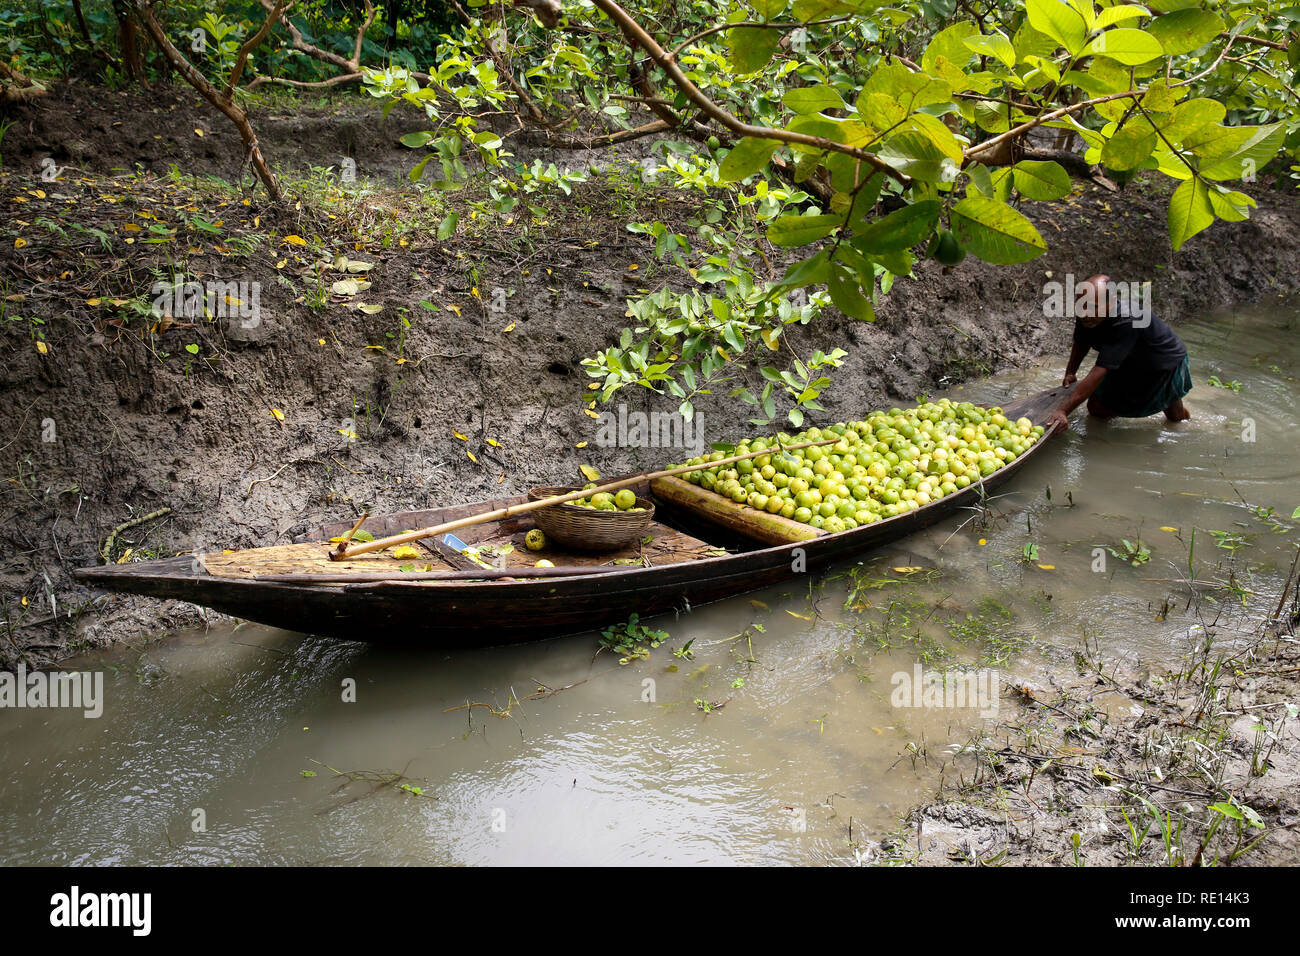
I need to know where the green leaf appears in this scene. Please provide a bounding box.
[408,154,434,182]
[767,214,843,247]
[185,343,200,355]
[908,113,964,163]
[950,196,1048,264]
[728,27,781,74]
[1167,177,1213,252]
[1196,123,1284,181]
[1208,802,1243,821]
[1163,98,1226,142]
[922,23,979,74]
[399,131,434,148]
[437,212,459,240]
[1101,125,1158,171]
[1206,186,1254,223]
[861,64,952,114]
[826,267,875,321]
[853,199,941,253]
[963,31,1017,68]
[791,0,858,20]
[1095,4,1150,29]
[856,92,908,133]
[719,137,780,181]
[1145,9,1223,56]
[783,85,847,114]
[1085,28,1164,65]
[769,250,832,293]
[1011,160,1072,199]
[1025,0,1089,54]
[751,0,788,18]
[876,130,956,182]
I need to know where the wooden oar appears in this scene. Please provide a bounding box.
[328,435,842,560]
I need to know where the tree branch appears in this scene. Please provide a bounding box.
[226,0,289,98]
[572,0,910,186]
[134,1,283,201]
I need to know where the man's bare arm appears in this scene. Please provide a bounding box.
[1049,365,1107,430]
[1063,340,1088,386]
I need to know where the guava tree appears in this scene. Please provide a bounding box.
[365,0,1296,424]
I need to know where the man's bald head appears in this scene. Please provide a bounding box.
[1078,274,1112,326]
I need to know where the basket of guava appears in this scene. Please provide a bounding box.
[527,485,655,551]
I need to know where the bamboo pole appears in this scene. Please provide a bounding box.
[329,436,842,560]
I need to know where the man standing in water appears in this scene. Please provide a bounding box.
[1049,274,1192,431]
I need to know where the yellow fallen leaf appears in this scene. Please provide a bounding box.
[579,464,600,482]
[282,234,307,246]
[391,545,422,559]
[750,600,769,610]
[35,340,47,355]
[760,328,780,350]
[1160,526,1178,533]
[978,538,987,546]
[786,610,813,621]
[497,472,505,484]
[467,450,478,463]
[486,438,501,448]
[86,298,101,306]
[270,408,285,421]
[317,338,326,345]
[21,596,27,606]
[892,566,921,574]
[31,189,45,199]
[503,322,515,332]
[583,408,600,419]
[276,259,287,269]
[14,237,27,249]
[575,441,588,449]
[194,128,205,137]
[1037,564,1056,570]
[447,304,461,316]
[452,429,468,442]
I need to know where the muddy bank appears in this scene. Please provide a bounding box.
[875,622,1300,867]
[2,83,1300,667]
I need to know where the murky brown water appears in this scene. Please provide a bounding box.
[2,303,1297,865]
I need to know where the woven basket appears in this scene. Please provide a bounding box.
[528,486,656,551]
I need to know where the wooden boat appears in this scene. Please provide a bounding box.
[74,386,1070,644]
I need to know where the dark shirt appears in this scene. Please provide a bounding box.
[1073,308,1186,376]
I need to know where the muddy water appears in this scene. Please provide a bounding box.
[3,304,1297,865]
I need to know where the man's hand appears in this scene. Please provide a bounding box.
[1062,372,1078,387]
[1048,408,1070,432]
